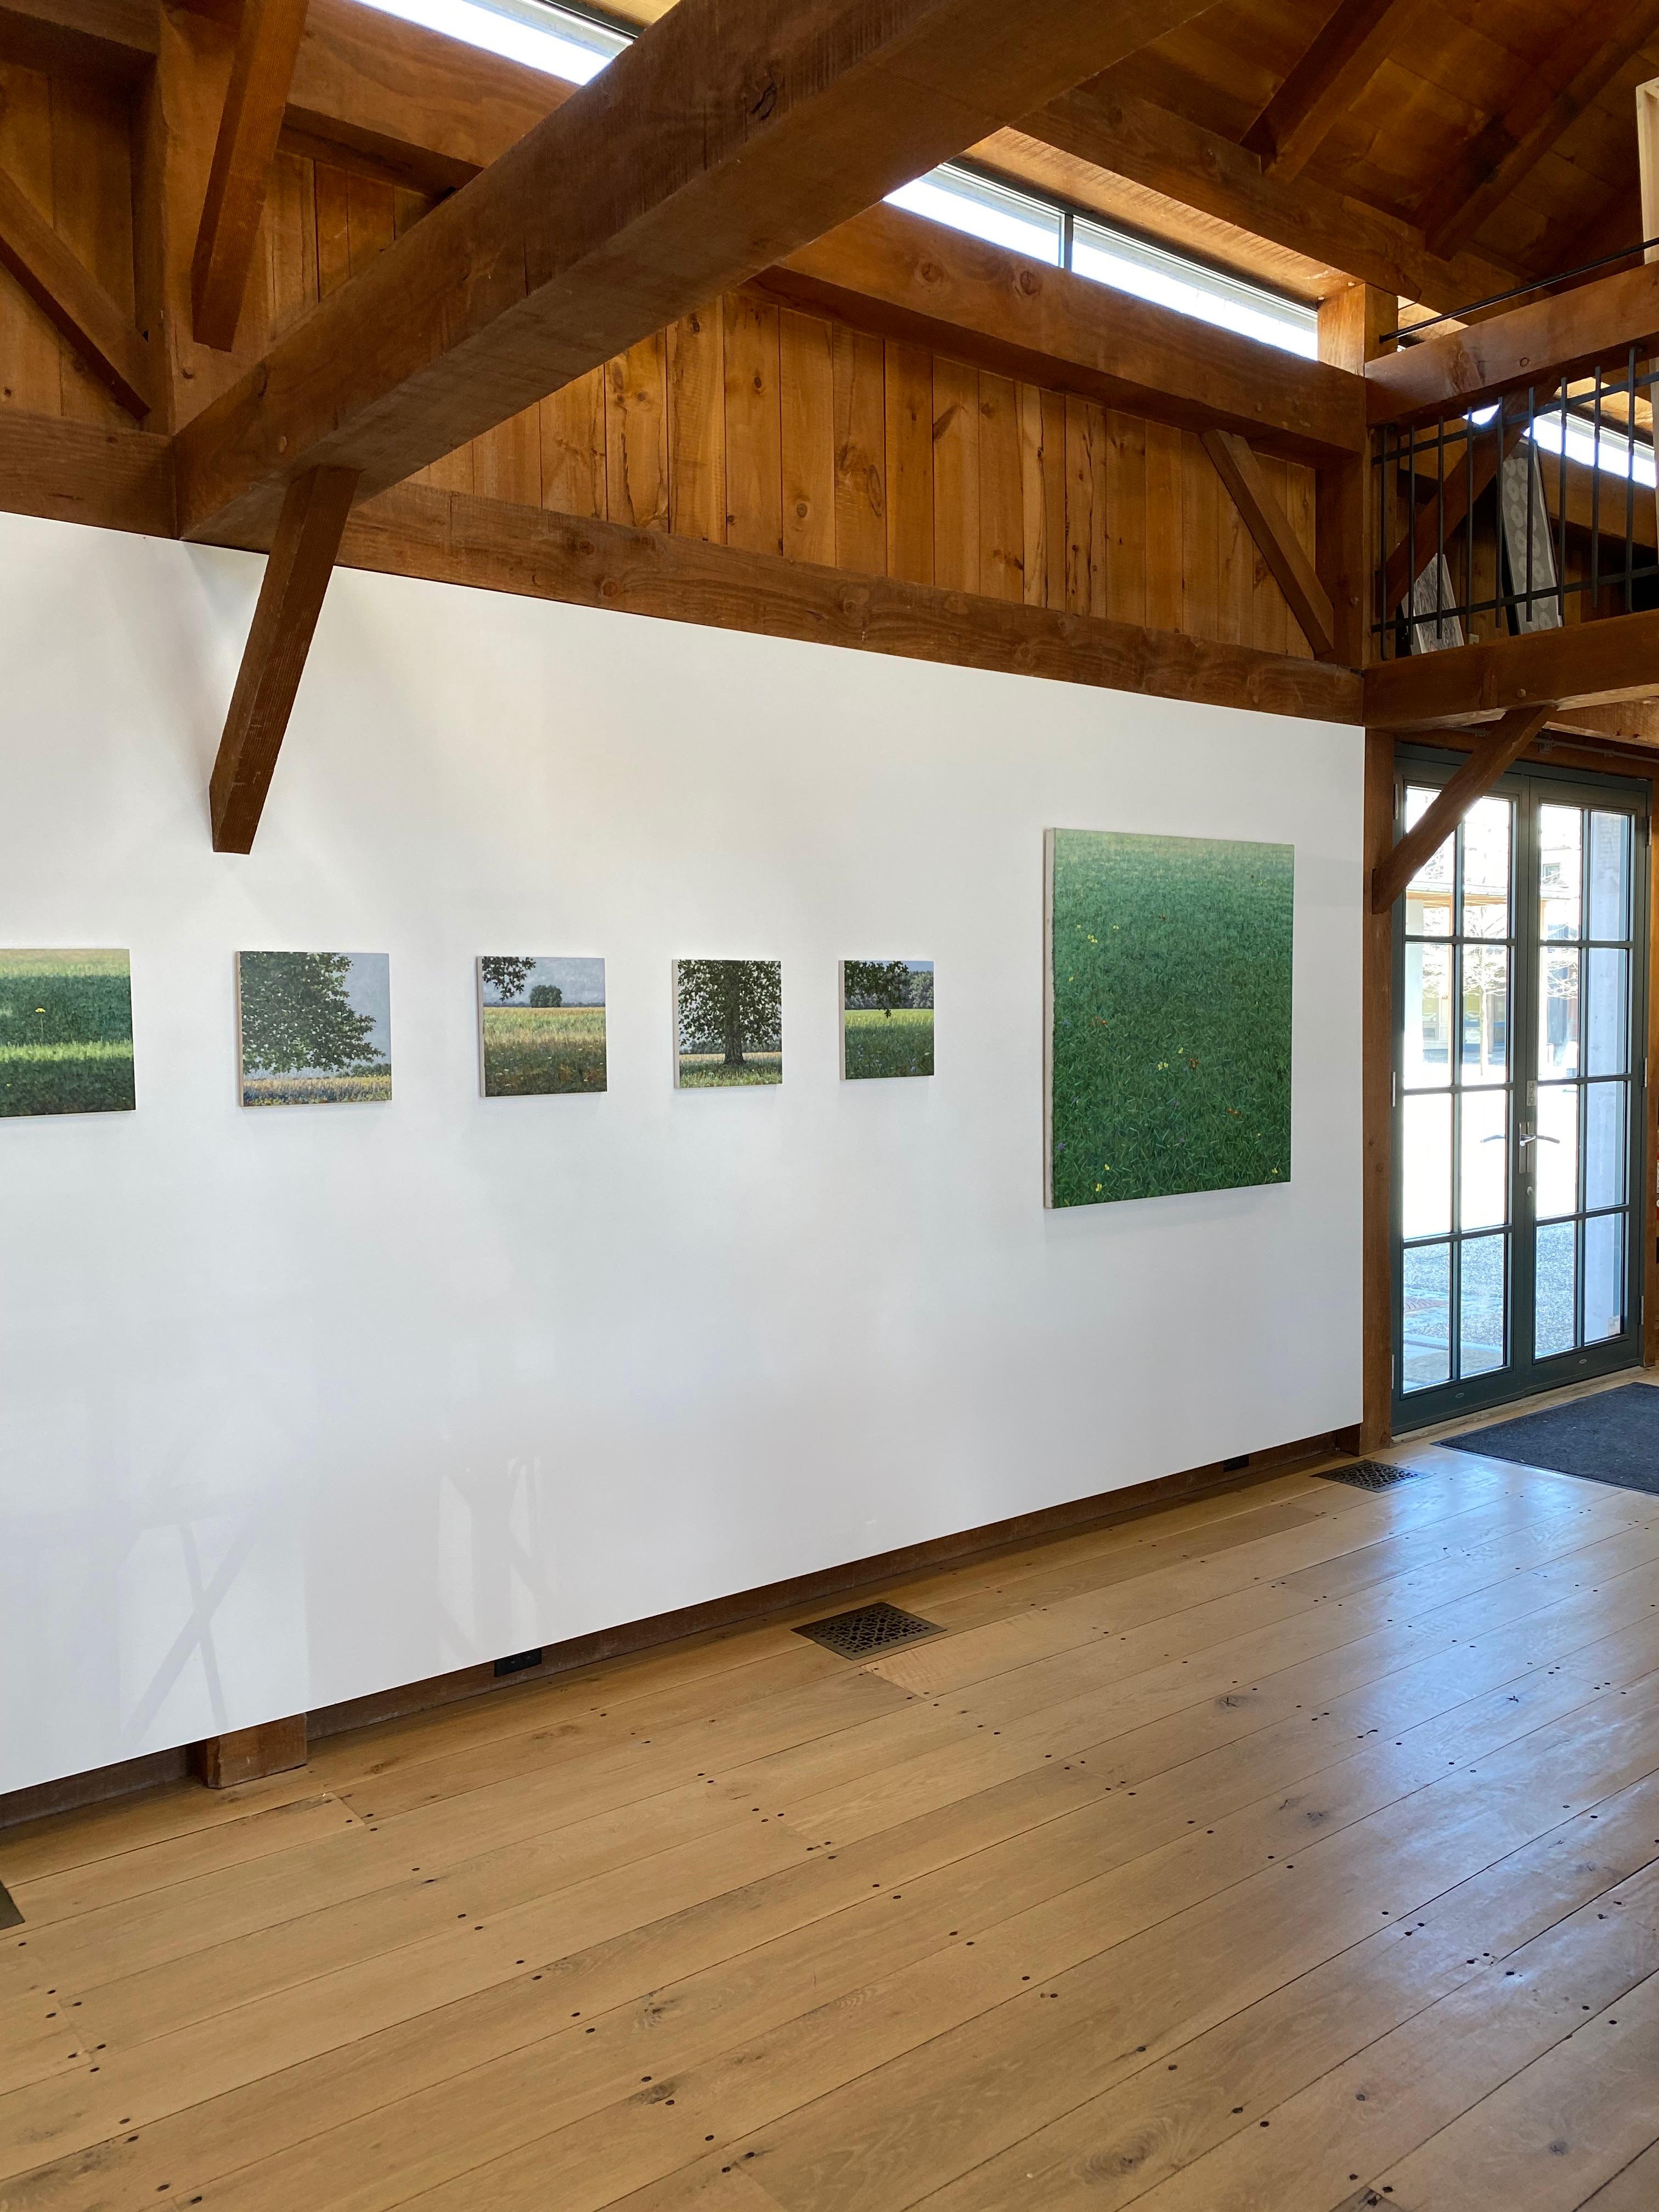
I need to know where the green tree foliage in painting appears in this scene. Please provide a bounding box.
[240,953,380,1075]
[481,957,535,1005]
[843,960,913,1018]
[528,983,564,1007]
[678,960,781,1068]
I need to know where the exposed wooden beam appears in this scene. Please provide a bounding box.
[0,160,154,417]
[0,407,176,535]
[193,0,312,350]
[1020,81,1520,318]
[337,481,1363,727]
[1418,0,1659,263]
[761,205,1364,464]
[1242,0,1430,183]
[176,0,1217,546]
[1640,75,1659,258]
[1201,428,1336,657]
[0,0,155,78]
[1370,703,1555,912]
[1364,260,1659,426]
[1363,607,1659,726]
[211,465,359,853]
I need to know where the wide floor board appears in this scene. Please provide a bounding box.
[4,1447,1658,2210]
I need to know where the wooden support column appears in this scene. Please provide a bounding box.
[0,162,153,417]
[1202,428,1335,657]
[1314,281,1389,670]
[192,0,312,350]
[1371,704,1556,915]
[211,465,359,853]
[193,1714,307,1788]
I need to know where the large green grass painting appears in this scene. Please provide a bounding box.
[0,949,135,1118]
[478,957,606,1096]
[238,951,392,1107]
[1047,829,1293,1207]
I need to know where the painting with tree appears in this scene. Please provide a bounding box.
[675,960,782,1087]
[477,957,606,1096]
[842,960,934,1080]
[0,950,135,1118]
[1046,828,1293,1207]
[237,952,392,1107]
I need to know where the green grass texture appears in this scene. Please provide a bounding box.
[1049,829,1292,1207]
[844,1007,934,1080]
[678,1052,782,1088]
[0,950,135,1116]
[482,1007,607,1096]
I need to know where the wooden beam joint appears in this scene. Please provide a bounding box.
[1203,426,1338,658]
[210,464,359,853]
[1370,703,1555,912]
[0,161,153,417]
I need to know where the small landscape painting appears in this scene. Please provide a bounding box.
[0,949,136,1118]
[1046,828,1293,1207]
[238,951,392,1108]
[675,959,782,1087]
[477,957,607,1097]
[842,960,934,1080]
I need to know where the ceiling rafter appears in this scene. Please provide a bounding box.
[1417,0,1659,262]
[193,0,313,351]
[1241,0,1431,181]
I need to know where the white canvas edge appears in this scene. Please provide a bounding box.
[1042,829,1057,1209]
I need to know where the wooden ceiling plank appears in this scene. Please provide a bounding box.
[211,464,360,854]
[1201,426,1337,654]
[193,0,313,351]
[1021,81,1519,315]
[762,205,1364,462]
[1242,0,1432,183]
[1419,0,1659,263]
[1370,703,1554,912]
[1363,606,1659,725]
[1364,259,1659,425]
[177,0,1221,546]
[0,158,153,416]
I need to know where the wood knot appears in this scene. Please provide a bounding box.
[751,80,778,121]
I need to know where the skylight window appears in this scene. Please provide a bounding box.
[1071,216,1318,359]
[885,167,1063,264]
[352,0,627,81]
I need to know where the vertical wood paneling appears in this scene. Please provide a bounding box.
[666,305,724,544]
[49,75,136,426]
[884,338,933,586]
[345,172,394,280]
[313,161,351,298]
[1182,430,1222,641]
[1017,384,1066,611]
[723,292,782,555]
[780,307,834,568]
[539,369,607,518]
[1217,444,1252,648]
[266,149,318,341]
[1144,419,1184,633]
[932,356,979,594]
[1251,452,1291,657]
[1064,397,1105,618]
[832,323,885,577]
[978,371,1023,603]
[1104,410,1147,625]
[472,403,540,505]
[0,63,63,416]
[606,331,669,532]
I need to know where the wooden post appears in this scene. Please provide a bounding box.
[1321,281,1395,1451]
[193,1714,307,1788]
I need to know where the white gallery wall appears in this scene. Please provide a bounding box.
[0,508,1363,1793]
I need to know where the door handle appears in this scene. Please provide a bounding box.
[1517,1132,1559,1146]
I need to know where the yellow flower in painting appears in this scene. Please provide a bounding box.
[1094,1182,1102,1192]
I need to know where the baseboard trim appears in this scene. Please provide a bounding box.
[1,1430,1340,1831]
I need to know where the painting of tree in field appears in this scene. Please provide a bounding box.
[675,960,781,1087]
[478,956,606,1096]
[842,960,933,1080]
[1046,829,1293,1207]
[0,950,135,1117]
[238,952,392,1107]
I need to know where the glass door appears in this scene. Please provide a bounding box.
[1392,755,1649,1430]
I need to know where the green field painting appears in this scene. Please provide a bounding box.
[0,949,136,1118]
[842,960,934,1080]
[1047,828,1293,1207]
[239,951,392,1108]
[675,959,781,1088]
[478,957,606,1096]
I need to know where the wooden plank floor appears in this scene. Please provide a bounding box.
[5,1443,1659,2211]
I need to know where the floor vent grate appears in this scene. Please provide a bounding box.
[795,1601,943,1660]
[1319,1459,1430,1492]
[0,1877,21,1931]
